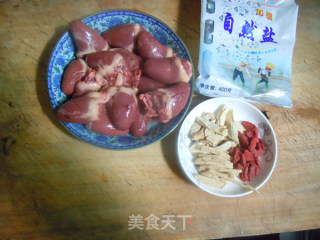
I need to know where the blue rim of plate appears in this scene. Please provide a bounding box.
[47,9,195,150]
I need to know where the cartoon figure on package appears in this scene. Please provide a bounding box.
[256,63,275,90]
[232,60,252,89]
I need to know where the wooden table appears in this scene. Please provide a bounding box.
[0,0,319,239]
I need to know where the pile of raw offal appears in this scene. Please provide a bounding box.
[56,21,193,137]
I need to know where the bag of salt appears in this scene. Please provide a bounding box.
[196,0,299,107]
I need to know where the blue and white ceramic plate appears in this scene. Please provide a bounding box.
[47,10,194,150]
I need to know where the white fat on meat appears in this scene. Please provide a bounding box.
[75,81,101,93]
[104,86,137,103]
[96,53,125,79]
[118,86,137,103]
[156,88,174,121]
[127,24,141,51]
[74,32,108,57]
[166,48,174,57]
[78,58,88,72]
[115,73,124,86]
[174,57,190,83]
[79,92,109,121]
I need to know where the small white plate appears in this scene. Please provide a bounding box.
[177,97,278,197]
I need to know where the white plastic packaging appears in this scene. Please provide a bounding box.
[197,0,299,107]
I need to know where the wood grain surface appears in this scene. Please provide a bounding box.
[0,0,319,239]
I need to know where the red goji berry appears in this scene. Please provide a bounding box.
[238,131,249,148]
[233,148,242,164]
[248,164,256,181]
[231,121,267,182]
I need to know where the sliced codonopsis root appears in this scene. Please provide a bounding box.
[143,57,192,84]
[136,31,175,59]
[70,20,109,58]
[101,23,145,52]
[61,59,88,95]
[139,82,191,123]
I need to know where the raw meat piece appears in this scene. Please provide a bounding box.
[143,57,192,84]
[73,69,102,97]
[86,49,142,72]
[136,31,175,59]
[106,87,138,130]
[70,20,109,57]
[129,104,152,137]
[101,23,145,51]
[139,82,190,123]
[56,91,109,123]
[85,103,129,136]
[86,50,141,90]
[61,59,88,95]
[137,75,166,93]
[108,48,143,71]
